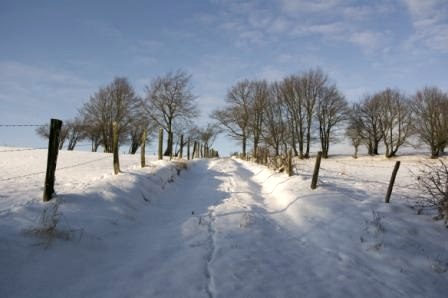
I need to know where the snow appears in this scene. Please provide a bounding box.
[0,147,447,297]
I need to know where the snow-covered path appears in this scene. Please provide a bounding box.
[1,155,448,298]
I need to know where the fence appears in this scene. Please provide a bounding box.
[237,150,422,204]
[0,119,220,202]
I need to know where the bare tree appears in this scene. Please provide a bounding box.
[355,95,383,155]
[66,117,85,150]
[36,123,68,150]
[413,86,448,158]
[302,68,328,158]
[346,125,362,159]
[316,85,348,158]
[249,80,268,158]
[144,70,198,156]
[346,106,364,158]
[376,89,414,157]
[281,75,306,158]
[128,114,154,155]
[212,80,252,156]
[81,120,102,152]
[262,82,288,156]
[189,123,221,152]
[80,77,140,153]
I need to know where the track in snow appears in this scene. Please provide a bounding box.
[2,157,447,298]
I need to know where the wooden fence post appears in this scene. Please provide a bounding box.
[113,122,120,175]
[187,138,190,160]
[158,128,163,160]
[179,134,184,159]
[169,132,173,160]
[385,161,401,203]
[141,128,147,168]
[288,149,293,177]
[311,151,323,189]
[43,119,63,202]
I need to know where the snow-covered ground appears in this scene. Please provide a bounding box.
[0,147,447,297]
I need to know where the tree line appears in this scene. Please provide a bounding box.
[212,68,448,159]
[37,67,447,159]
[36,70,220,156]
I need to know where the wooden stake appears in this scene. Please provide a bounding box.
[311,151,323,189]
[113,122,120,175]
[169,132,173,160]
[43,119,63,202]
[140,128,147,168]
[187,138,190,160]
[158,128,163,160]
[288,149,293,177]
[179,134,184,159]
[385,161,401,203]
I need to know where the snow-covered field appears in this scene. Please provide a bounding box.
[0,147,447,298]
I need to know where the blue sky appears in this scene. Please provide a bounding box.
[1,0,447,154]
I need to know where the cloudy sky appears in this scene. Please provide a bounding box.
[1,0,447,153]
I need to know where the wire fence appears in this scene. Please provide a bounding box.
[0,124,48,127]
[0,147,47,153]
[0,123,142,184]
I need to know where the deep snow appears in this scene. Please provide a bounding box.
[0,147,447,297]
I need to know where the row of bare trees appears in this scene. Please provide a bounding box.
[213,68,448,159]
[37,71,220,156]
[212,68,348,159]
[346,86,448,158]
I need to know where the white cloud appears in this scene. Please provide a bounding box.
[257,66,286,82]
[208,0,396,54]
[266,17,292,34]
[349,31,387,53]
[291,22,346,37]
[133,56,158,66]
[402,0,448,52]
[280,0,343,14]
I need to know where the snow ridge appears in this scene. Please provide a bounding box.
[205,209,217,298]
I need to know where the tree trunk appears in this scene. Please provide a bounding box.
[164,131,173,156]
[140,129,146,168]
[112,122,120,175]
[242,136,247,157]
[158,128,163,160]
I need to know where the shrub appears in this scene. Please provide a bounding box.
[417,160,448,226]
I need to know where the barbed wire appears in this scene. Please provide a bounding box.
[331,159,398,169]
[56,156,111,171]
[0,156,111,182]
[0,170,46,182]
[0,147,47,153]
[0,124,48,127]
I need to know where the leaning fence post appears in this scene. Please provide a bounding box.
[158,128,163,160]
[141,128,147,168]
[191,141,198,159]
[43,119,63,202]
[179,134,184,159]
[113,122,120,175]
[311,151,323,189]
[385,161,401,203]
[169,132,173,160]
[288,149,293,177]
[187,138,190,160]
